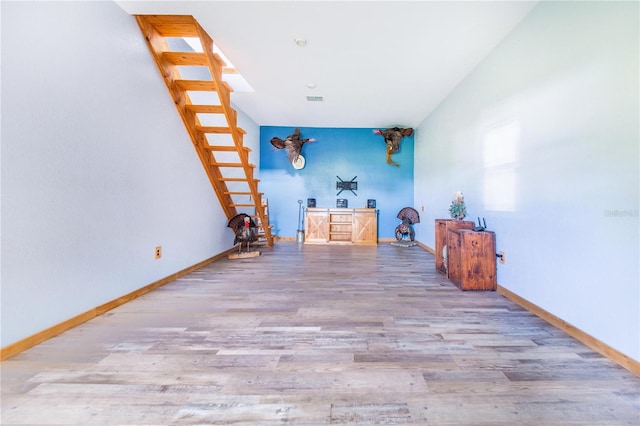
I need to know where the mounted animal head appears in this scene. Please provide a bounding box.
[373,127,414,167]
[270,127,315,164]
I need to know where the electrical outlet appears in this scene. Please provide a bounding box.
[155,246,162,259]
[499,251,505,264]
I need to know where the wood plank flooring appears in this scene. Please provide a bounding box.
[2,243,639,425]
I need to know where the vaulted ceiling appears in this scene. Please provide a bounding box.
[116,1,538,128]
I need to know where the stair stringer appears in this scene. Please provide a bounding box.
[135,15,273,247]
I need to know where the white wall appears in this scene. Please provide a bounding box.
[415,1,639,361]
[0,1,249,347]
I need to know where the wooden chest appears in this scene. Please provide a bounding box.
[446,229,496,291]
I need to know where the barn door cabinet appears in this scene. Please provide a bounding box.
[305,208,377,245]
[446,229,497,291]
[434,219,474,274]
[304,208,330,243]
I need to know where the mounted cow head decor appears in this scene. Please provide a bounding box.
[373,127,414,167]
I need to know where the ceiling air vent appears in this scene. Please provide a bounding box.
[306,96,323,102]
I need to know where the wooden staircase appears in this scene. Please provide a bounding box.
[135,15,273,247]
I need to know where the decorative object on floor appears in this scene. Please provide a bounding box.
[270,128,315,168]
[391,240,418,248]
[296,200,305,243]
[336,176,358,196]
[449,191,467,220]
[373,127,414,167]
[227,213,260,258]
[394,206,420,242]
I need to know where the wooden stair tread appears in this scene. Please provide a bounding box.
[164,51,226,68]
[175,80,217,91]
[157,45,231,75]
[163,51,208,66]
[140,15,199,37]
[211,162,255,168]
[197,126,247,135]
[225,191,260,195]
[186,105,225,114]
[219,177,260,182]
[205,145,251,152]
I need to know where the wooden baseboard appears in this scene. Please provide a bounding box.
[416,241,435,254]
[0,248,236,361]
[497,285,640,376]
[414,242,639,376]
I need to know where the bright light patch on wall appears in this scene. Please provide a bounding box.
[183,37,254,93]
[483,121,519,167]
[483,120,520,211]
[484,168,517,212]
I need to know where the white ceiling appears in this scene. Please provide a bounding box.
[116,1,538,128]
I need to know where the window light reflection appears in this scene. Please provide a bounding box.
[483,120,520,212]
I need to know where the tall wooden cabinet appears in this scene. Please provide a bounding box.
[435,219,474,274]
[305,208,377,245]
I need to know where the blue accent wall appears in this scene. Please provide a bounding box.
[260,126,415,239]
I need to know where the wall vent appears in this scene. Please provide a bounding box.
[306,96,323,102]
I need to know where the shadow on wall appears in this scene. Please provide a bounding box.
[260,126,415,239]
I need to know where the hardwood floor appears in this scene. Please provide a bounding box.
[2,243,639,425]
